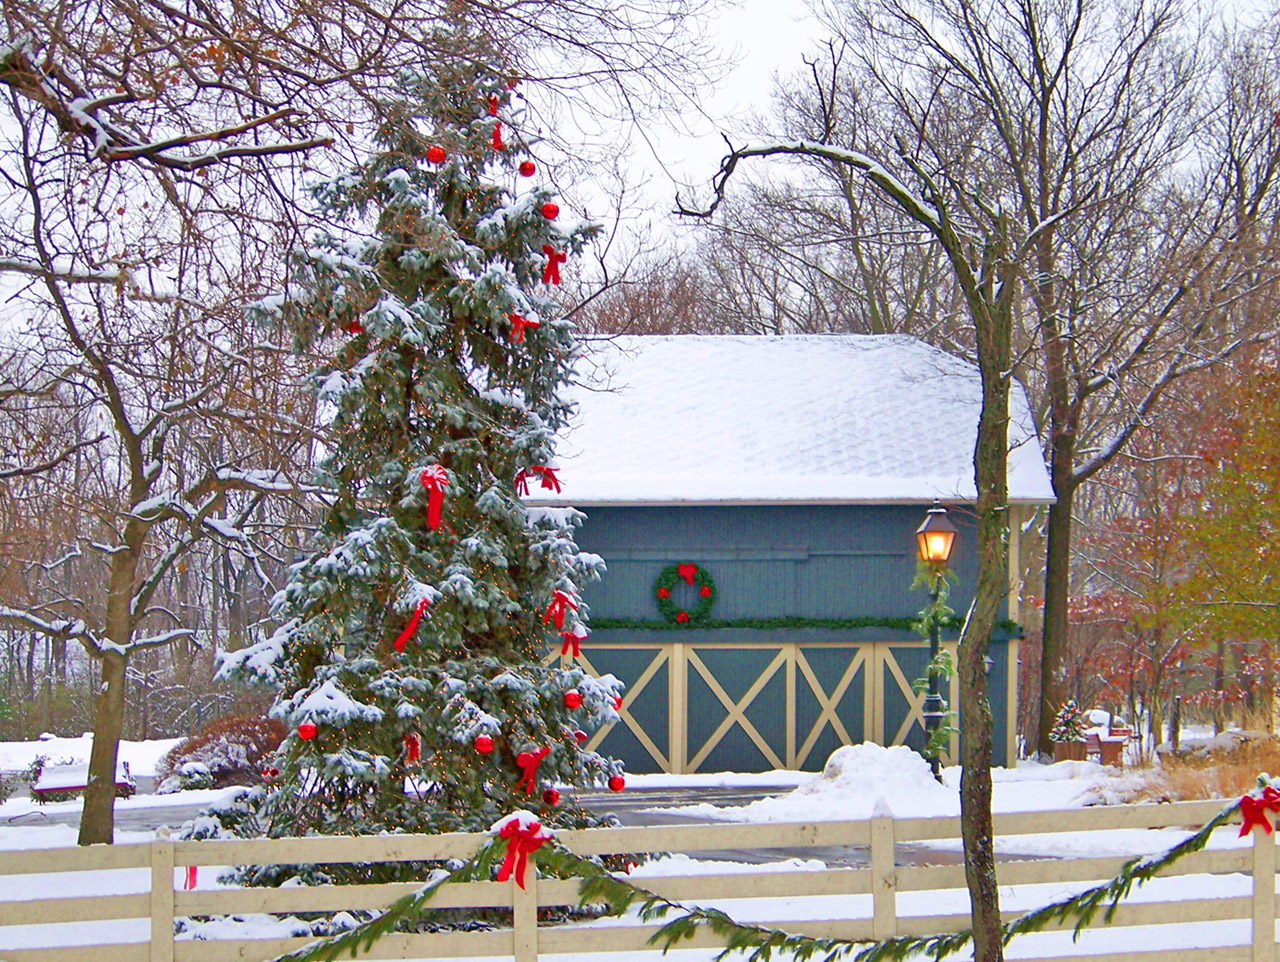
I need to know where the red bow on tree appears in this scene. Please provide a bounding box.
[509,312,540,343]
[1239,785,1280,837]
[495,818,550,890]
[492,121,504,151]
[531,465,561,492]
[420,465,448,530]
[677,563,697,585]
[403,732,421,765]
[542,245,566,285]
[515,746,551,795]
[542,590,578,630]
[393,598,431,653]
[561,628,585,658]
[488,95,499,116]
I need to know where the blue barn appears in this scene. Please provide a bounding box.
[536,335,1053,773]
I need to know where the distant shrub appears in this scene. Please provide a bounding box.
[157,715,286,793]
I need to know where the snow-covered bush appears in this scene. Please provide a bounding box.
[157,716,286,793]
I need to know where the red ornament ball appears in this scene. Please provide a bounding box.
[700,585,712,597]
[613,695,624,711]
[573,729,588,742]
[427,145,446,164]
[261,766,279,780]
[297,722,318,741]
[608,775,626,793]
[542,787,561,806]
[563,690,583,710]
[541,202,559,219]
[475,734,494,754]
[519,160,536,177]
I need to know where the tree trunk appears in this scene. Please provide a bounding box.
[1037,474,1077,757]
[78,651,126,845]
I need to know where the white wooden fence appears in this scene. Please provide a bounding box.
[0,799,1270,962]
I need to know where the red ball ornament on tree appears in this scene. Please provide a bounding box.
[542,787,560,806]
[613,695,624,711]
[608,774,626,793]
[475,734,494,755]
[427,145,446,164]
[519,161,536,177]
[297,722,318,741]
[573,729,588,743]
[563,690,583,710]
[541,202,559,219]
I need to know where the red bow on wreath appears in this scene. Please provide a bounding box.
[495,817,550,889]
[542,245,566,285]
[509,312,540,343]
[515,746,551,795]
[392,598,431,653]
[1240,785,1280,837]
[677,563,698,585]
[420,465,448,530]
[542,590,578,630]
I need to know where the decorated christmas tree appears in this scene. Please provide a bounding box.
[1048,698,1087,744]
[210,34,624,874]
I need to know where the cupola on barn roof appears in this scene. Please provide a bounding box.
[542,334,1054,506]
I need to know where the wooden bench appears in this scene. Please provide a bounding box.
[30,762,135,804]
[1085,732,1125,767]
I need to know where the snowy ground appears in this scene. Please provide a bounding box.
[0,737,1262,961]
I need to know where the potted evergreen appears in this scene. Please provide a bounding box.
[1050,698,1088,762]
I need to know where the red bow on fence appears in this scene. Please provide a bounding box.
[677,563,697,585]
[419,465,448,529]
[509,312,539,343]
[542,590,578,630]
[542,245,566,286]
[1239,785,1280,837]
[495,818,550,890]
[561,629,585,658]
[515,746,551,795]
[393,598,431,653]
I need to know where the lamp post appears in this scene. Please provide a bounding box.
[916,502,957,781]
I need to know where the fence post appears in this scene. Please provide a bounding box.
[512,864,539,962]
[1254,820,1276,962]
[870,805,896,940]
[150,827,175,962]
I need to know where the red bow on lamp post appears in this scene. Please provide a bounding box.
[515,746,551,795]
[542,590,578,630]
[420,465,448,530]
[509,312,540,343]
[541,245,566,285]
[495,816,551,890]
[392,598,431,653]
[1239,785,1280,837]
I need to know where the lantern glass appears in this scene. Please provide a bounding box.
[916,504,957,564]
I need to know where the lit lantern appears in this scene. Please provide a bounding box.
[915,502,957,565]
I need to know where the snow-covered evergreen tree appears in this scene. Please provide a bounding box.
[211,33,622,866]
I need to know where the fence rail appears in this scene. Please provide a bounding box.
[0,798,1269,962]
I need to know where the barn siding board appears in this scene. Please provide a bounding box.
[572,503,1015,773]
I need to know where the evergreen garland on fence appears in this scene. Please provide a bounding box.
[265,796,1245,962]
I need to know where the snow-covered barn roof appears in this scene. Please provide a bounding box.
[539,334,1054,506]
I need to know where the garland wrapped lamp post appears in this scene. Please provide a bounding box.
[917,501,957,781]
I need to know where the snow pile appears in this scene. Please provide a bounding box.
[656,743,957,822]
[0,734,181,776]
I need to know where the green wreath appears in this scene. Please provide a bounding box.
[654,563,716,625]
